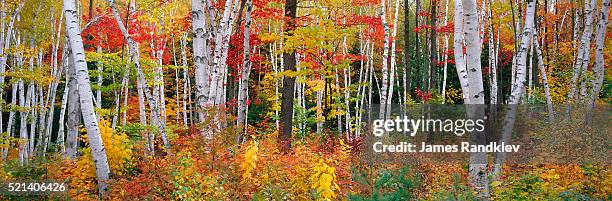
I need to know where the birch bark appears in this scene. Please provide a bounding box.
[568,0,596,106]
[462,0,487,197]
[65,52,80,160]
[487,0,497,105]
[533,33,555,122]
[587,0,609,123]
[492,0,537,181]
[454,0,470,103]
[237,0,252,141]
[64,0,111,193]
[379,0,391,118]
[107,0,170,153]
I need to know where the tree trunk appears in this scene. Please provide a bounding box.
[586,0,609,123]
[533,33,555,122]
[492,0,537,182]
[64,0,111,194]
[428,0,437,92]
[107,0,170,154]
[487,0,497,105]
[462,0,487,197]
[442,0,449,103]
[403,0,411,95]
[567,0,596,109]
[237,0,253,142]
[180,35,189,127]
[462,0,485,104]
[66,52,80,160]
[379,0,391,118]
[279,0,297,152]
[454,0,470,103]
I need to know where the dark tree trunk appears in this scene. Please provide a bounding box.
[428,0,437,92]
[279,0,297,153]
[415,0,420,90]
[404,0,412,92]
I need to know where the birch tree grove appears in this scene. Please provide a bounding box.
[0,0,609,199]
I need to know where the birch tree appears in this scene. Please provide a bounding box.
[107,0,170,154]
[378,0,391,118]
[567,0,596,109]
[64,0,110,194]
[454,0,469,103]
[487,0,497,105]
[587,0,610,123]
[192,0,209,122]
[492,0,537,181]
[533,33,554,122]
[237,0,253,142]
[461,0,487,197]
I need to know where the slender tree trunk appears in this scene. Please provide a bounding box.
[428,0,437,92]
[57,78,69,154]
[533,33,555,122]
[492,0,537,181]
[442,0,449,103]
[567,0,596,111]
[527,42,534,102]
[108,0,170,154]
[64,0,111,194]
[404,0,411,95]
[18,79,29,165]
[454,0,470,103]
[388,0,400,104]
[379,0,391,118]
[180,35,189,127]
[237,0,253,142]
[487,0,497,105]
[586,0,609,124]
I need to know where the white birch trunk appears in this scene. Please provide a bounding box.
[387,0,400,107]
[462,0,487,197]
[533,33,555,122]
[18,79,29,165]
[462,0,485,104]
[492,0,536,181]
[64,0,111,193]
[209,0,237,105]
[442,0,449,103]
[453,0,470,103]
[487,0,497,105]
[180,35,189,127]
[237,0,252,141]
[57,80,69,154]
[66,53,80,160]
[568,0,596,106]
[108,0,170,153]
[527,42,533,102]
[379,0,391,118]
[587,0,610,122]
